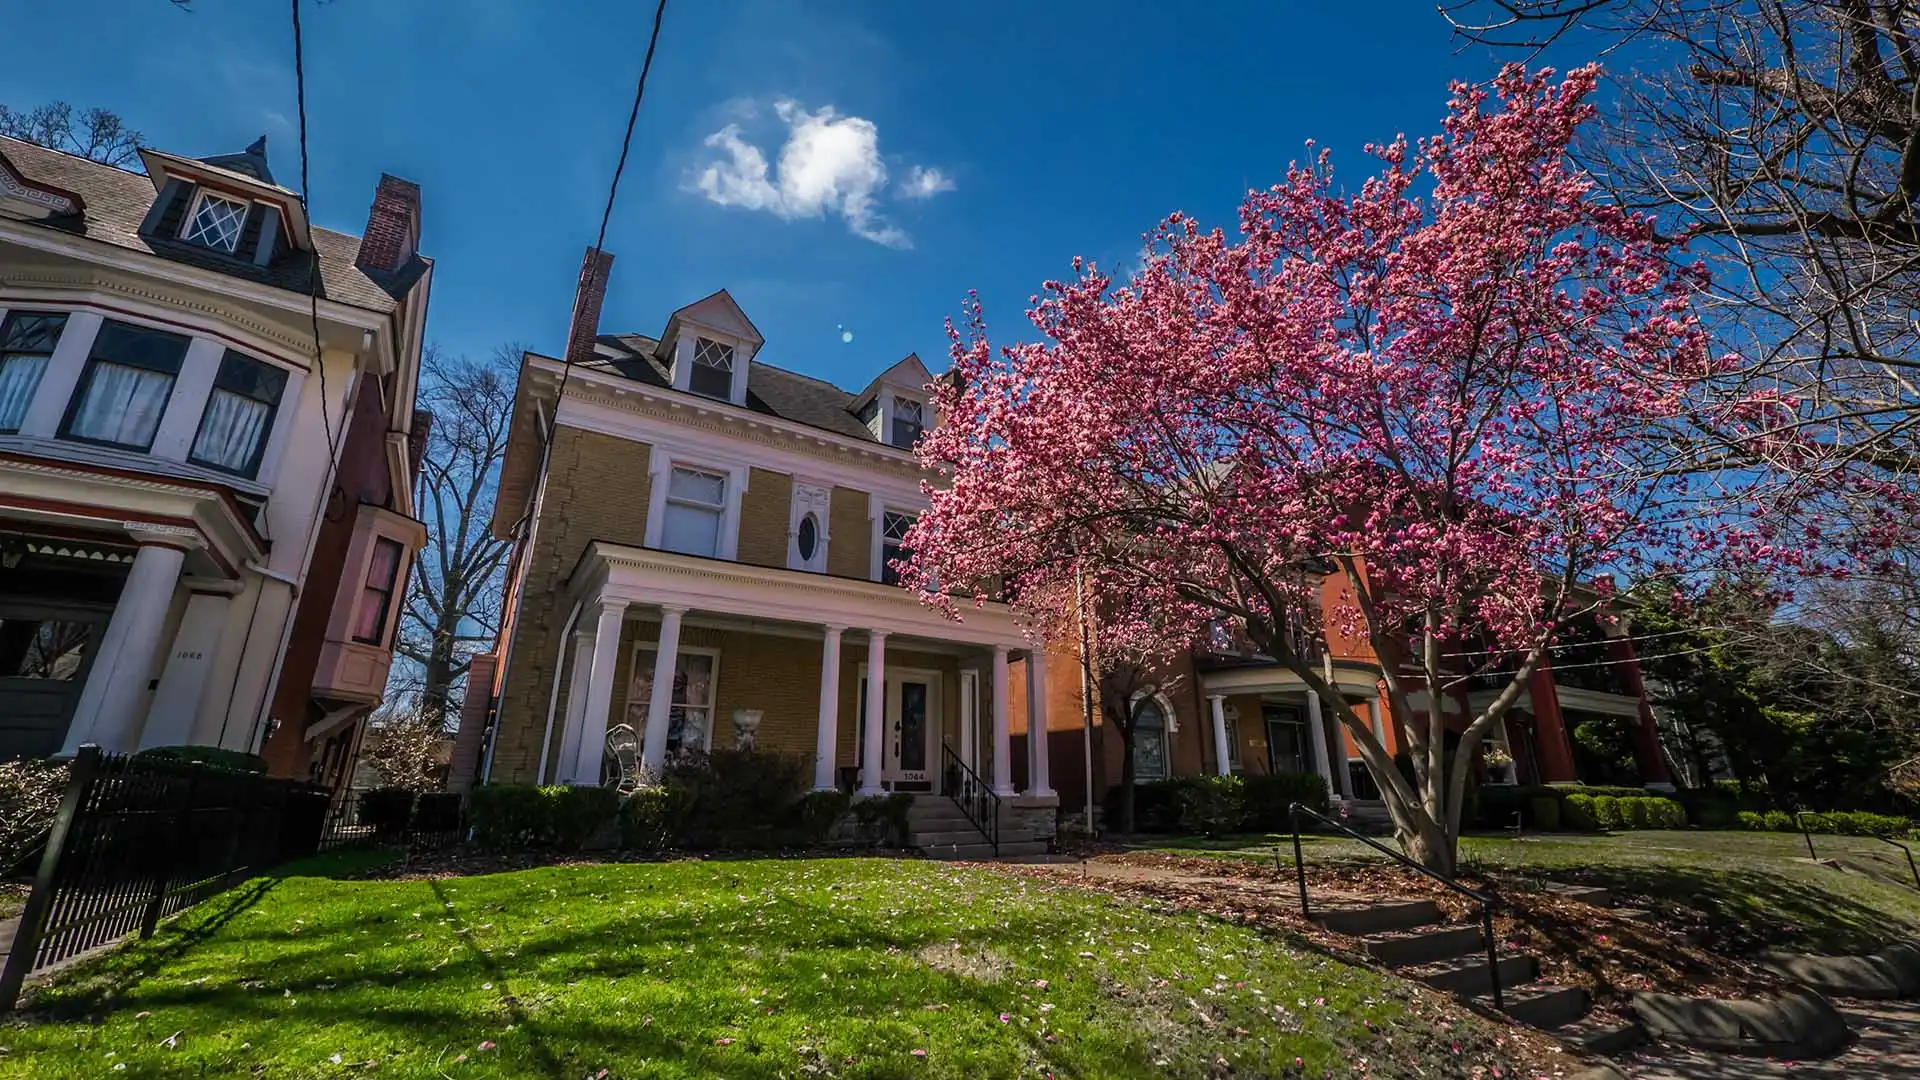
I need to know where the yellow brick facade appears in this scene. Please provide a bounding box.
[736,467,793,569]
[828,485,870,579]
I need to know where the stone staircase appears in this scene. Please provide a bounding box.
[1334,798,1395,834]
[1311,883,1648,1057]
[908,795,1051,860]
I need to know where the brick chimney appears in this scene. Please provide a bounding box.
[565,246,615,366]
[355,174,421,274]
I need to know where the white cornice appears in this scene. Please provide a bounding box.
[0,273,313,359]
[1200,661,1384,698]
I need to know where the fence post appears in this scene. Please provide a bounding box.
[0,747,102,1012]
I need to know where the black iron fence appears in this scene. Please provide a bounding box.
[0,746,333,1010]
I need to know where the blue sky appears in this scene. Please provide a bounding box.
[3,0,1577,391]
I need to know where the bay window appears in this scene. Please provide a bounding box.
[61,320,188,450]
[351,536,403,645]
[0,312,65,432]
[661,465,727,557]
[190,350,287,477]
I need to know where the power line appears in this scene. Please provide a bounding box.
[290,0,338,461]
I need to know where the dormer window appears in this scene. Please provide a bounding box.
[890,396,925,449]
[182,190,248,253]
[689,338,733,399]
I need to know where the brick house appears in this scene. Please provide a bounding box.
[0,134,430,786]
[465,250,1058,851]
[1019,573,1676,823]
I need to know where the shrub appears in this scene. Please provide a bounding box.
[794,790,852,845]
[132,746,267,773]
[1675,788,1741,828]
[1240,771,1328,830]
[1737,810,1767,831]
[469,784,550,848]
[0,759,67,874]
[1104,779,1190,833]
[1562,793,1599,831]
[412,791,464,834]
[1620,797,1650,829]
[358,788,416,838]
[668,750,811,848]
[1733,809,1910,837]
[1528,795,1562,832]
[852,792,915,847]
[1175,776,1246,836]
[619,784,694,851]
[1591,795,1624,831]
[545,785,620,849]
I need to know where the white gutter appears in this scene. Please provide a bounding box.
[532,598,584,785]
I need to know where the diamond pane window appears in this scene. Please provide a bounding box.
[183,191,249,253]
[881,510,916,585]
[690,338,734,399]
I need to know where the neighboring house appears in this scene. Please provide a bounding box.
[466,249,1056,842]
[1021,573,1676,819]
[0,134,430,788]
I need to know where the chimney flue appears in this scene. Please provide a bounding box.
[355,174,421,274]
[565,247,615,367]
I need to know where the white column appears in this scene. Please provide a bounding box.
[859,630,888,795]
[1330,697,1355,799]
[636,604,685,779]
[64,536,190,754]
[139,587,235,749]
[1024,648,1055,797]
[553,627,596,783]
[1369,696,1387,750]
[571,599,630,784]
[991,646,1014,796]
[958,669,979,773]
[1208,694,1231,777]
[1304,690,1336,802]
[813,625,844,791]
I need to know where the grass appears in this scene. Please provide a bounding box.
[0,852,1532,1079]
[1152,829,1920,954]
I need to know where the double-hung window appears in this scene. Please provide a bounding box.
[890,396,925,448]
[0,311,65,432]
[62,321,189,450]
[352,537,404,645]
[689,338,733,399]
[627,646,718,756]
[190,351,287,477]
[662,465,727,557]
[881,510,916,585]
[183,190,249,253]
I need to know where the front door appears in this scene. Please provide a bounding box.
[859,669,942,791]
[1263,703,1308,775]
[0,602,110,760]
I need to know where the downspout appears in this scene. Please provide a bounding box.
[245,368,362,753]
[479,397,556,786]
[533,598,584,784]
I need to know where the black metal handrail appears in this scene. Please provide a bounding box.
[1865,831,1920,891]
[1792,810,1821,861]
[940,745,1000,857]
[1288,802,1504,1013]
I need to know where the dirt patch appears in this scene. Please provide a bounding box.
[916,941,1011,982]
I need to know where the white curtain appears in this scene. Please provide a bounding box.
[661,503,721,556]
[70,362,172,447]
[0,356,47,431]
[191,389,270,472]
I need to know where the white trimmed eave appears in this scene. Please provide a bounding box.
[1550,685,1644,718]
[572,542,1026,648]
[1201,660,1384,698]
[0,454,266,574]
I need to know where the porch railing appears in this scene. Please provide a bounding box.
[940,745,1000,856]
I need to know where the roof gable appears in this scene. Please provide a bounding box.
[851,352,934,410]
[665,288,764,346]
[0,148,84,221]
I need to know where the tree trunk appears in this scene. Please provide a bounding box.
[1116,729,1137,835]
[1400,816,1456,876]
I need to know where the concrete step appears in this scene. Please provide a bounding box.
[1612,907,1656,923]
[1412,952,1538,997]
[1545,883,1612,907]
[923,839,1050,860]
[1553,1013,1648,1056]
[1312,899,1443,937]
[1362,924,1486,969]
[1496,983,1589,1029]
[911,828,995,846]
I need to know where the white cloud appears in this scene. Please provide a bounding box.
[689,101,950,248]
[900,165,954,199]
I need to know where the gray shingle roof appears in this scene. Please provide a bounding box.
[591,334,882,444]
[0,135,425,314]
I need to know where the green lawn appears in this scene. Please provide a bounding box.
[1153,829,1920,954]
[0,853,1533,1079]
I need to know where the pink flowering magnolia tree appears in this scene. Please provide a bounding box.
[904,65,1725,872]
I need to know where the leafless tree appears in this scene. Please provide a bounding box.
[1446,4,1918,525]
[391,345,518,731]
[359,711,448,792]
[0,103,143,166]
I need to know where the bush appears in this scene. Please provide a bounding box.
[668,750,811,848]
[1175,776,1246,836]
[132,746,267,773]
[1734,808,1910,837]
[412,791,464,834]
[1675,788,1741,828]
[1591,795,1624,831]
[794,790,852,845]
[358,788,416,838]
[1105,779,1189,833]
[619,784,694,851]
[852,792,915,847]
[1528,795,1562,831]
[1620,797,1650,829]
[545,786,620,849]
[1562,793,1598,831]
[468,784,619,849]
[1240,771,1328,830]
[1764,809,1796,832]
[0,759,67,874]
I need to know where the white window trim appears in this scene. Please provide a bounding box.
[180,189,250,254]
[669,327,752,406]
[1130,690,1176,783]
[645,448,749,561]
[627,641,722,753]
[788,479,832,572]
[867,493,925,583]
[870,389,930,450]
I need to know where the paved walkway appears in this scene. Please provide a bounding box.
[1622,999,1920,1079]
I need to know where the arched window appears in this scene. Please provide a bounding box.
[1134,695,1170,782]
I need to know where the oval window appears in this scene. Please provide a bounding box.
[796,513,819,562]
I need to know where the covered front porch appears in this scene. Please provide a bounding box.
[1198,659,1395,804]
[545,542,1057,809]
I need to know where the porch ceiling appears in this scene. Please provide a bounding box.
[572,540,1028,648]
[1200,660,1382,699]
[0,451,264,577]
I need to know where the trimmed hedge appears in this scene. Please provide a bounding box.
[1106,772,1330,834]
[1243,772,1331,829]
[1563,792,1685,831]
[1737,809,1910,836]
[1175,776,1246,836]
[470,785,620,849]
[132,745,268,774]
